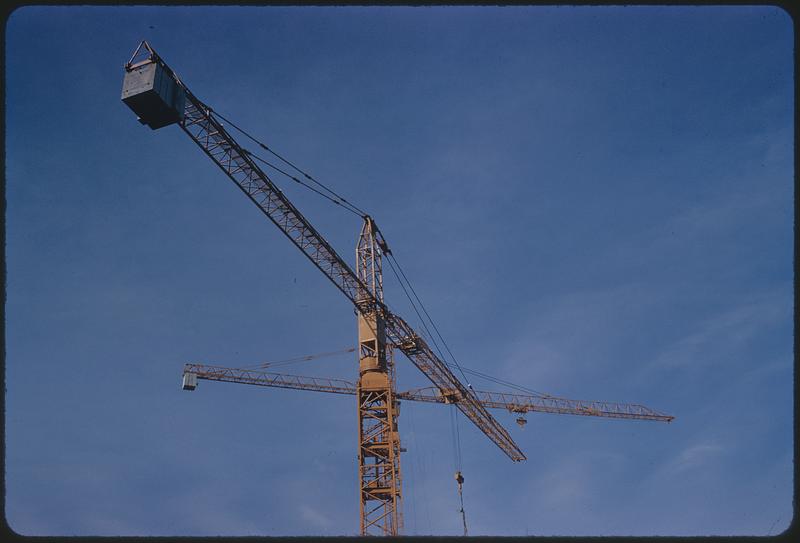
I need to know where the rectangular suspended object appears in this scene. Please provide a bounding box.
[121,61,185,130]
[182,372,197,391]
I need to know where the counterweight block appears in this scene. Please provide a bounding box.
[121,61,185,130]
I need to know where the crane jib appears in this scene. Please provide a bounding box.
[183,363,674,423]
[122,41,526,462]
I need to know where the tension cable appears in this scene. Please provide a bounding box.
[239,347,356,370]
[244,149,364,217]
[209,108,369,217]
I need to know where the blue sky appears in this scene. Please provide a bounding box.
[4,5,793,537]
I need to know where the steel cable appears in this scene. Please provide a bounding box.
[385,254,472,387]
[238,347,356,370]
[384,256,452,369]
[210,108,369,217]
[244,149,365,218]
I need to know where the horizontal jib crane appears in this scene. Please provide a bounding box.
[182,363,674,423]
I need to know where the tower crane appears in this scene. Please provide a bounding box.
[121,40,673,536]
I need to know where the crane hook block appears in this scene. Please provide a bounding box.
[455,471,464,485]
[121,60,185,130]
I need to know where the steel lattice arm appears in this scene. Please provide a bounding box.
[179,86,371,309]
[183,363,357,396]
[133,42,525,462]
[383,313,526,460]
[183,364,673,423]
[398,387,674,422]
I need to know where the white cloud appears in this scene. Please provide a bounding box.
[672,442,724,474]
[499,281,666,393]
[298,504,333,532]
[649,440,725,481]
[646,287,790,372]
[538,464,590,506]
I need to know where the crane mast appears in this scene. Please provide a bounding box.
[355,217,402,535]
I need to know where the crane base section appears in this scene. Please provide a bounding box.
[121,62,185,130]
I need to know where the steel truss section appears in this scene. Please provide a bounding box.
[397,387,675,423]
[183,363,357,395]
[384,313,527,462]
[179,97,370,309]
[356,216,384,304]
[357,385,402,536]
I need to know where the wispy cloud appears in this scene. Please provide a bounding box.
[665,442,725,476]
[298,504,333,531]
[535,457,592,507]
[646,287,790,373]
[499,281,667,393]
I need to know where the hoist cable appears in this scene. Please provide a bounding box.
[444,364,554,399]
[384,255,452,367]
[458,485,468,537]
[406,405,420,534]
[449,405,467,537]
[382,244,552,398]
[453,406,462,470]
[385,258,458,376]
[238,347,356,370]
[383,244,553,398]
[244,149,365,217]
[448,405,460,471]
[210,108,369,217]
[386,254,471,386]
